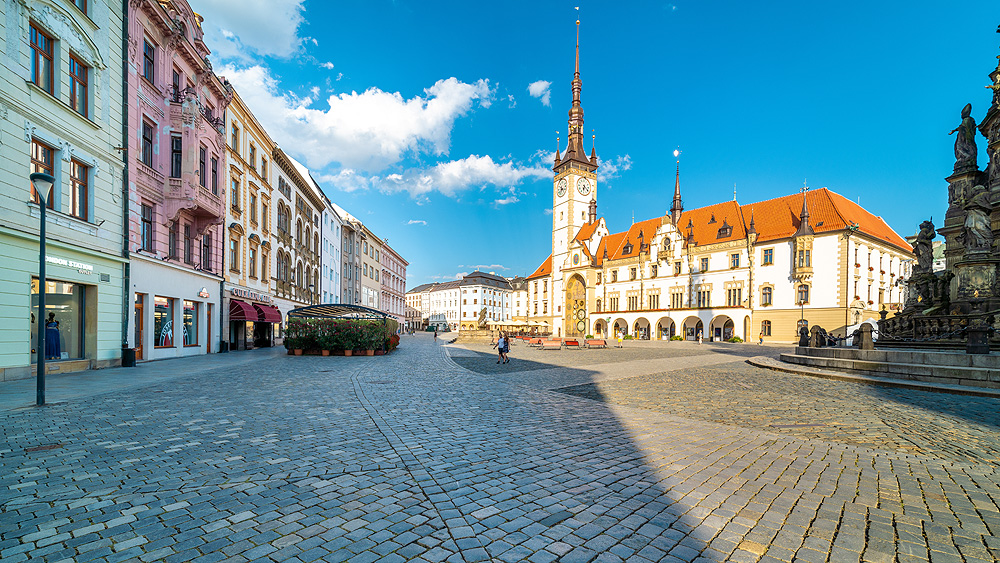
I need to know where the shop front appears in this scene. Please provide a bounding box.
[0,232,125,380]
[224,285,281,350]
[129,256,221,361]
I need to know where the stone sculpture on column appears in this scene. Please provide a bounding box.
[950,103,979,173]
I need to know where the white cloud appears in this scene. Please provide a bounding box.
[378,154,550,198]
[597,154,633,183]
[507,94,517,109]
[220,65,494,172]
[543,209,553,216]
[429,272,468,281]
[195,0,307,60]
[460,264,509,271]
[320,62,335,70]
[527,80,552,106]
[407,219,427,225]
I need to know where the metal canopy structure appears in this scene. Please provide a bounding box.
[286,303,389,321]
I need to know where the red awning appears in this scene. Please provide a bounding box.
[229,299,256,321]
[254,304,282,323]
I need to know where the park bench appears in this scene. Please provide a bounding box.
[528,338,543,347]
[585,339,607,348]
[564,339,581,349]
[541,340,562,350]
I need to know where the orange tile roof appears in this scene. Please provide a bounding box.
[593,231,627,266]
[574,221,599,242]
[527,254,552,280]
[741,188,912,253]
[675,200,747,248]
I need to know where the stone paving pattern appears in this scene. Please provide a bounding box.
[1,336,998,563]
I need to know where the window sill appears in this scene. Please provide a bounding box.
[184,344,200,348]
[154,346,175,349]
[27,204,99,236]
[25,81,100,130]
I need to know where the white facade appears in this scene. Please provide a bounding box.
[320,200,343,304]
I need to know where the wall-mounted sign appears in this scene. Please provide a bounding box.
[231,287,272,303]
[45,256,94,272]
[198,288,211,298]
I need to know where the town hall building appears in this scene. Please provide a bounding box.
[526,24,915,343]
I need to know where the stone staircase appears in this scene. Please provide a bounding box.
[779,346,1000,389]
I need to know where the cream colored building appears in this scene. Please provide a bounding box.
[526,32,914,342]
[223,90,280,350]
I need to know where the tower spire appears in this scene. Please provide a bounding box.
[794,183,814,237]
[564,19,587,162]
[670,149,683,225]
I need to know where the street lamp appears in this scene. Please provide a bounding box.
[30,172,54,406]
[308,283,315,305]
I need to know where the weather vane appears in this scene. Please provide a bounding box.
[673,148,680,163]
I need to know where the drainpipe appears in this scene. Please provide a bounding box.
[120,0,131,359]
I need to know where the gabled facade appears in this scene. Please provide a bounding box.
[126,0,231,361]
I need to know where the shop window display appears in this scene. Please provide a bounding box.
[30,278,83,361]
[183,300,198,346]
[154,296,174,347]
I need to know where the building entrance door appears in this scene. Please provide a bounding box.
[134,294,144,360]
[565,276,587,337]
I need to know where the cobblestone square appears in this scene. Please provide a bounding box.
[2,335,1000,562]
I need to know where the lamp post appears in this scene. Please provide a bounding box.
[30,172,55,407]
[308,283,315,305]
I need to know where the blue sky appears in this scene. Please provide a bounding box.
[193,0,999,287]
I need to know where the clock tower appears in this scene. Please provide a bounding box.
[550,20,598,337]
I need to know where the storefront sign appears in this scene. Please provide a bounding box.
[198,288,211,298]
[231,287,272,303]
[45,256,94,273]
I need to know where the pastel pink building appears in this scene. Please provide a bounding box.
[126,0,232,361]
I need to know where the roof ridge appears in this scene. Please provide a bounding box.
[818,187,851,229]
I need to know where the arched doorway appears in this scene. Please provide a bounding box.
[681,316,702,341]
[656,317,675,339]
[612,317,628,339]
[593,318,608,338]
[710,315,734,341]
[633,318,651,340]
[565,275,587,338]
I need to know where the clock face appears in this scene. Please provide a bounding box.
[556,178,567,197]
[576,320,587,332]
[577,178,591,195]
[576,309,586,320]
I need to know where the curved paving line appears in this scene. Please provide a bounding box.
[349,359,495,563]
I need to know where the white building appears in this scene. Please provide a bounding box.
[320,196,343,304]
[525,33,914,342]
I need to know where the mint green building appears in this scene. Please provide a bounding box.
[0,0,126,379]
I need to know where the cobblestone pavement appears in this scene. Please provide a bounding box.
[1,335,999,563]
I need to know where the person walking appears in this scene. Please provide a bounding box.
[758,330,764,345]
[502,331,510,363]
[434,329,438,342]
[496,333,506,364]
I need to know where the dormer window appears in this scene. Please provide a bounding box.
[622,241,633,255]
[717,220,732,239]
[708,214,716,224]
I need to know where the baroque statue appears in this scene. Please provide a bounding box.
[912,219,935,274]
[957,184,993,254]
[949,103,978,171]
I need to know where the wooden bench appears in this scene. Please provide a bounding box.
[564,339,581,349]
[528,338,543,347]
[585,339,607,349]
[540,340,562,350]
